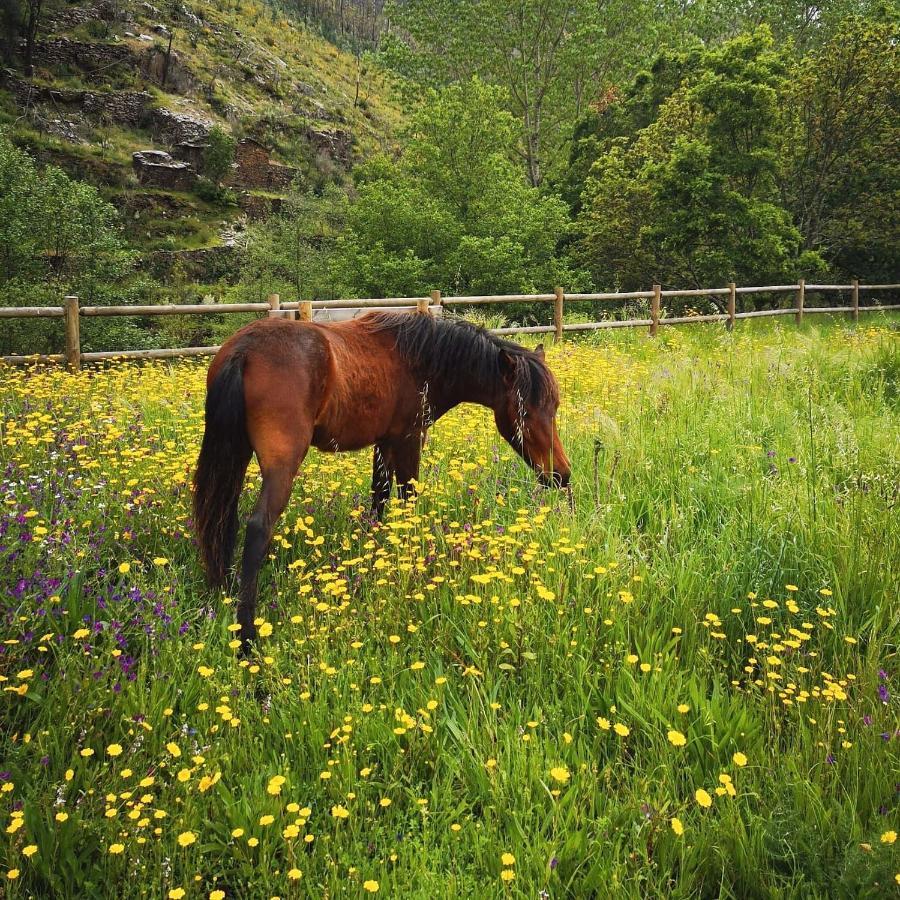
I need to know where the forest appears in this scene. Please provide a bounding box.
[0,0,896,352]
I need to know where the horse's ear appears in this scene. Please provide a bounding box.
[498,350,518,386]
[534,343,545,359]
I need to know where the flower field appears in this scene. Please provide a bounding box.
[1,318,898,898]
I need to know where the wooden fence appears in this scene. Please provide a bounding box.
[1,279,897,371]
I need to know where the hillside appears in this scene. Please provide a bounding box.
[0,0,402,269]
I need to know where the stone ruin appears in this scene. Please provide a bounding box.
[132,150,195,191]
[227,138,298,191]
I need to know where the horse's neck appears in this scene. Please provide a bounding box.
[425,363,501,421]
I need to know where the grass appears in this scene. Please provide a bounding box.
[0,318,898,898]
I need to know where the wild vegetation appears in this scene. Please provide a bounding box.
[1,2,896,357]
[1,318,898,896]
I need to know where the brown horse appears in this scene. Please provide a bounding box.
[193,310,571,649]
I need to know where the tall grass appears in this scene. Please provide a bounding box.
[0,317,897,898]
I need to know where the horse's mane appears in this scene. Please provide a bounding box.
[361,311,557,405]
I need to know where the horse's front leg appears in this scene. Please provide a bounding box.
[394,434,424,504]
[370,441,395,521]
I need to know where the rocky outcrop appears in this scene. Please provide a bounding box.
[140,46,198,95]
[302,126,353,168]
[132,150,196,190]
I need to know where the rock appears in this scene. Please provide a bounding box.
[33,38,133,74]
[132,150,196,190]
[302,126,353,168]
[0,70,152,130]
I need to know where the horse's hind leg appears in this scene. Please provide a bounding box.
[237,434,309,652]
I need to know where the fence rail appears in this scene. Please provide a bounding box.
[1,281,898,371]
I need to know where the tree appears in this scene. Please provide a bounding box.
[202,125,236,184]
[240,184,349,303]
[778,17,899,281]
[381,0,654,186]
[336,78,576,302]
[573,29,821,291]
[0,131,136,353]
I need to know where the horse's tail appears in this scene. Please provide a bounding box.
[193,351,252,588]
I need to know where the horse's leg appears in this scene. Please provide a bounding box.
[393,434,424,504]
[236,457,302,652]
[370,441,395,521]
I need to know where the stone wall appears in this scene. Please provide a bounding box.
[228,138,298,190]
[266,162,296,190]
[238,192,284,221]
[33,38,134,75]
[148,107,211,145]
[0,69,152,128]
[231,139,271,189]
[132,150,196,191]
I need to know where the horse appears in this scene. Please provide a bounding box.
[192,310,571,650]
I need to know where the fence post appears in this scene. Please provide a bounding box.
[650,283,661,337]
[267,293,281,318]
[727,282,736,332]
[430,290,442,317]
[851,278,859,324]
[795,279,805,326]
[64,295,81,372]
[553,286,564,343]
[417,297,430,315]
[299,301,313,322]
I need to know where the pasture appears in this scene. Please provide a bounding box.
[1,318,898,898]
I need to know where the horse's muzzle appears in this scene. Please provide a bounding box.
[538,470,571,490]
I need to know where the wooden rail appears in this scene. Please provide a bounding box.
[1,283,897,371]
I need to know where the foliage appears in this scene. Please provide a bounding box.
[0,130,141,355]
[571,29,828,292]
[334,78,578,304]
[777,17,899,283]
[381,0,653,186]
[1,319,898,896]
[239,182,349,303]
[202,125,236,185]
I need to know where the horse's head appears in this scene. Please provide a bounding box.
[494,343,571,491]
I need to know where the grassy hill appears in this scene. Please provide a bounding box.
[0,0,402,256]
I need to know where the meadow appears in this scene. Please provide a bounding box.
[1,317,898,899]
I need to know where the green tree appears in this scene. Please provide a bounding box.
[573,29,820,291]
[381,0,654,186]
[203,125,236,184]
[778,17,898,281]
[336,78,576,302]
[240,183,349,303]
[0,131,138,354]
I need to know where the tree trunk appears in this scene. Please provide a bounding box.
[23,0,44,76]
